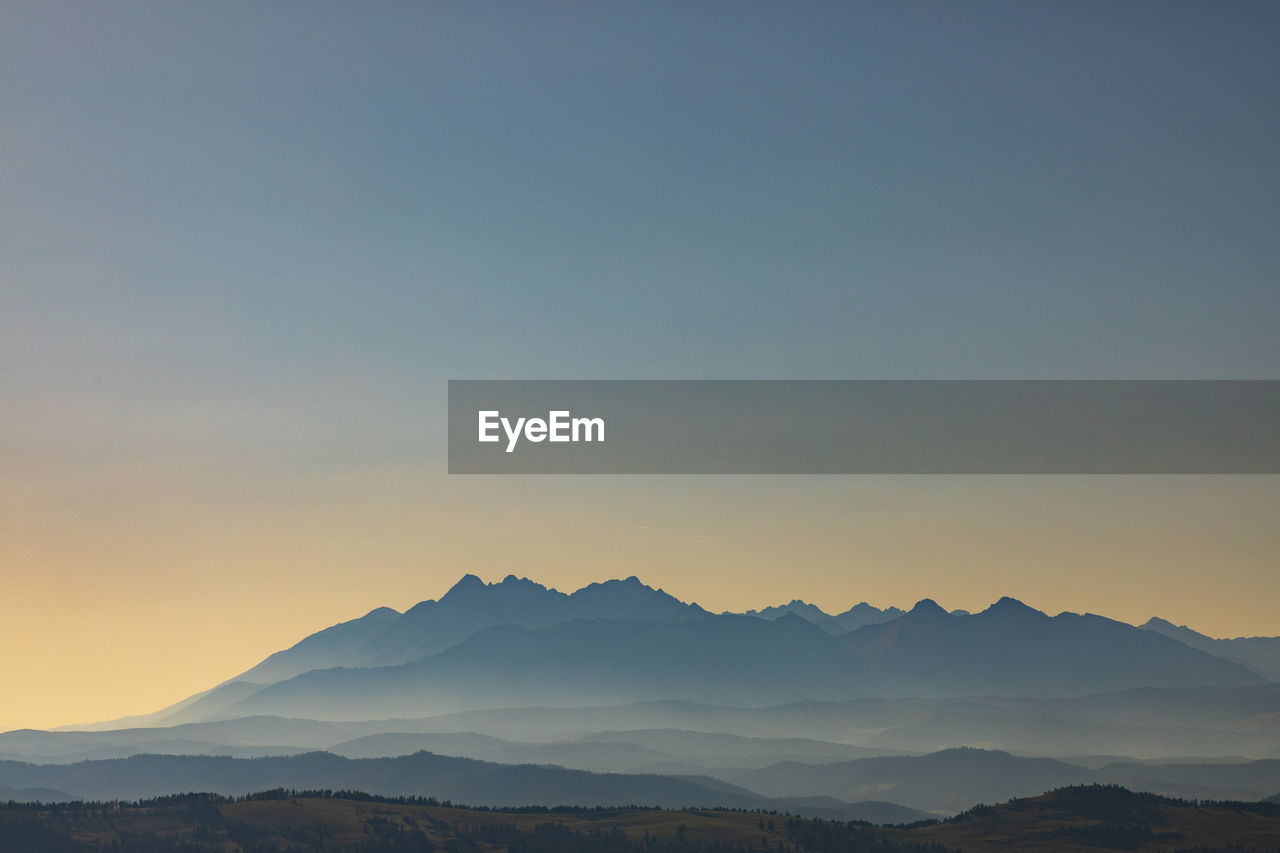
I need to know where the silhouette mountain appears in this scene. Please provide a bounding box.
[839,597,1263,696]
[742,599,908,633]
[571,577,709,621]
[732,747,1092,813]
[1140,617,1280,680]
[743,600,848,633]
[195,595,1264,723]
[726,748,1280,813]
[835,602,907,631]
[230,575,711,686]
[79,576,1273,732]
[223,577,927,692]
[220,614,857,720]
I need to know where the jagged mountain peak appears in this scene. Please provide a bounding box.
[740,600,847,634]
[435,574,556,606]
[569,576,707,621]
[500,573,546,588]
[574,576,650,594]
[443,573,485,596]
[832,602,905,633]
[745,600,830,616]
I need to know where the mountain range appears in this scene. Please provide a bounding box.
[4,747,1279,816]
[77,575,1267,728]
[228,575,714,687]
[1140,616,1280,680]
[9,574,1278,818]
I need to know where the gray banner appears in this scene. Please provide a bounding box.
[447,380,1280,474]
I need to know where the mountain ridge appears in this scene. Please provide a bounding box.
[1141,616,1280,680]
[203,600,1264,723]
[57,575,1280,733]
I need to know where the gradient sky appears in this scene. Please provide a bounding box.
[3,1,1278,732]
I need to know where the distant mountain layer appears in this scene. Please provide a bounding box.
[743,600,904,633]
[724,747,1280,812]
[0,719,905,775]
[0,782,74,803]
[1141,617,1280,680]
[0,751,929,821]
[4,747,1280,816]
[199,597,1262,722]
[8,684,1280,771]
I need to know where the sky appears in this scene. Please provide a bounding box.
[2,1,1278,732]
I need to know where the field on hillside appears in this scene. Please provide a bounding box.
[4,786,1280,851]
[0,792,833,852]
[880,785,1280,852]
[230,798,796,848]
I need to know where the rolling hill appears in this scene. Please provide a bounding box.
[724,748,1280,813]
[6,784,1280,851]
[0,750,929,821]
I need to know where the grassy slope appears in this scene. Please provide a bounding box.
[6,797,794,850]
[882,785,1280,852]
[7,786,1280,851]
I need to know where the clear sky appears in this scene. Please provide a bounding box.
[2,1,1278,732]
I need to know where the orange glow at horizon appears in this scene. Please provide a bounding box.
[4,464,1279,733]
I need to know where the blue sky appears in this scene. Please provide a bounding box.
[2,1,1279,728]
[7,2,1277,393]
